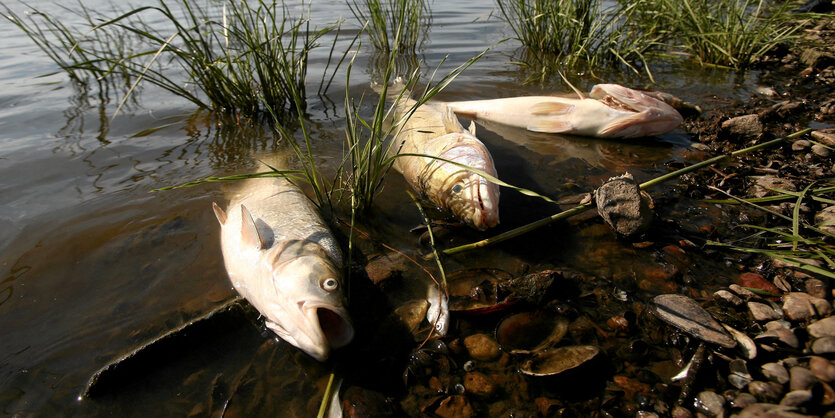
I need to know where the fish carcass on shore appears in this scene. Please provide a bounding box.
[389,96,500,230]
[212,162,353,361]
[444,84,683,139]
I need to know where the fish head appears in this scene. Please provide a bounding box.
[424,133,500,230]
[589,84,684,138]
[260,240,354,361]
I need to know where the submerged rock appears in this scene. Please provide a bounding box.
[519,345,600,377]
[652,294,737,348]
[463,333,501,362]
[594,172,653,239]
[721,114,763,139]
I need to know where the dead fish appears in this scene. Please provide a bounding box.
[391,97,500,230]
[444,84,683,139]
[212,162,354,361]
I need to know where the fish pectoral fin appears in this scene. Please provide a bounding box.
[441,104,466,134]
[526,118,574,133]
[212,202,227,225]
[240,204,265,250]
[597,110,653,138]
[530,101,574,116]
[468,120,477,136]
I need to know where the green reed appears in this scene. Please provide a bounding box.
[631,0,800,69]
[347,0,429,54]
[496,0,657,82]
[3,0,340,121]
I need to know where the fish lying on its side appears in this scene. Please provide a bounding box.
[443,84,684,139]
[390,97,500,230]
[212,164,353,361]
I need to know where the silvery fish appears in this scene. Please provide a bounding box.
[212,163,353,361]
[444,84,683,139]
[390,97,500,230]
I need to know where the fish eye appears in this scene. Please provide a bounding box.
[451,184,463,194]
[321,278,339,292]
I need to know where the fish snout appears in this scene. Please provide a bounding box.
[468,177,500,230]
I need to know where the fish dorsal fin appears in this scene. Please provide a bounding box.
[530,101,574,116]
[212,202,227,225]
[441,105,465,134]
[240,204,264,250]
[468,120,477,136]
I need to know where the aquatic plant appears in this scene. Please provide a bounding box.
[2,0,340,121]
[347,0,429,54]
[628,0,801,69]
[495,0,658,82]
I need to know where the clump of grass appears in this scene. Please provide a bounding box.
[347,0,430,54]
[495,0,658,82]
[632,0,801,69]
[3,0,341,121]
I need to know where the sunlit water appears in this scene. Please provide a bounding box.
[0,0,769,415]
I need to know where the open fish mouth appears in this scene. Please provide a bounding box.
[315,306,354,349]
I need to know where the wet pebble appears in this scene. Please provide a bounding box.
[364,252,409,285]
[729,359,753,389]
[463,334,500,362]
[736,403,810,417]
[695,390,725,416]
[714,290,743,306]
[721,114,763,139]
[671,405,693,418]
[652,294,736,348]
[729,392,758,409]
[762,363,790,385]
[815,206,835,235]
[812,144,831,157]
[463,371,496,397]
[738,272,781,294]
[749,301,783,321]
[783,292,832,321]
[812,336,835,354]
[750,176,797,198]
[756,326,800,349]
[593,172,653,238]
[792,139,812,151]
[809,356,835,382]
[805,278,829,299]
[748,380,784,403]
[434,395,473,418]
[780,390,813,407]
[812,129,835,147]
[809,317,835,338]
[789,366,818,391]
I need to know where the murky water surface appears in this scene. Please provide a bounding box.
[0,0,769,415]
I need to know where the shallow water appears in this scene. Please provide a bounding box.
[0,0,771,416]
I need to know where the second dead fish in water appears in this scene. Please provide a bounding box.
[390,95,500,230]
[444,84,684,139]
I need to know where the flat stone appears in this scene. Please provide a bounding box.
[812,144,831,157]
[805,278,828,299]
[762,362,790,385]
[749,301,783,321]
[722,114,763,139]
[729,392,757,409]
[738,272,781,295]
[750,175,796,198]
[812,129,835,147]
[809,317,835,338]
[780,390,813,407]
[809,356,835,382]
[748,380,784,403]
[812,336,835,355]
[652,294,736,348]
[755,327,800,349]
[695,390,725,416]
[789,366,818,391]
[463,334,501,362]
[792,139,812,151]
[782,292,831,321]
[730,284,759,300]
[714,289,743,306]
[463,371,496,397]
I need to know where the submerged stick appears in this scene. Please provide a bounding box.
[443,128,811,256]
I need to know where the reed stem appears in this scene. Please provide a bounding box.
[443,128,811,256]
